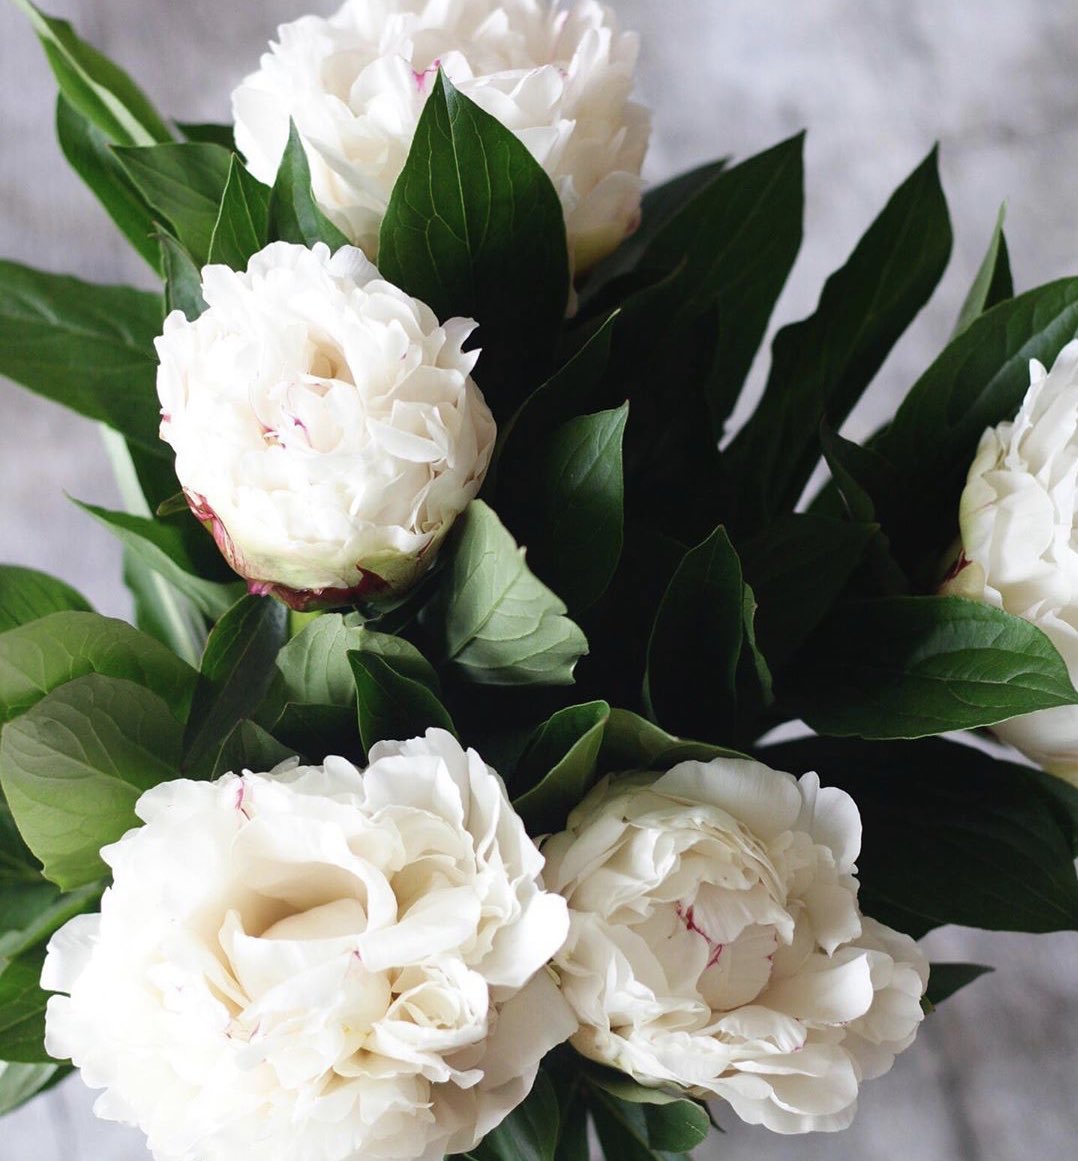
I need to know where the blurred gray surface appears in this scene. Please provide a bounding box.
[0,2,1076,1159]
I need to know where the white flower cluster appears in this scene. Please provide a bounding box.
[950,340,1078,784]
[233,0,650,272]
[156,242,495,607]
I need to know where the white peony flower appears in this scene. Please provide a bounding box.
[232,0,650,273]
[947,340,1078,785]
[156,241,495,609]
[42,730,574,1161]
[542,758,928,1134]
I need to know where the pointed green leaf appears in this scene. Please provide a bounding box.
[436,502,588,686]
[599,708,741,770]
[797,596,1078,738]
[0,1060,67,1115]
[159,233,207,321]
[0,261,164,452]
[953,204,1012,336]
[349,651,455,756]
[13,1,170,146]
[470,1070,560,1161]
[0,568,91,634]
[0,882,101,966]
[0,611,197,725]
[268,121,350,251]
[183,596,289,775]
[208,157,271,269]
[113,143,233,265]
[209,719,295,780]
[176,121,236,151]
[379,73,569,416]
[56,95,159,270]
[925,963,994,1008]
[727,147,952,528]
[0,951,50,1063]
[0,675,182,889]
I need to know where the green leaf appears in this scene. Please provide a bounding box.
[56,95,159,270]
[0,674,182,889]
[209,719,295,780]
[599,708,741,770]
[208,157,271,269]
[925,963,994,1008]
[877,278,1078,577]
[13,1,171,147]
[0,568,91,634]
[176,121,236,151]
[75,501,243,620]
[349,651,455,757]
[0,951,49,1064]
[0,610,198,725]
[0,1060,67,1116]
[739,513,877,669]
[512,701,610,833]
[121,549,206,669]
[640,134,804,433]
[434,502,588,686]
[645,527,766,744]
[761,735,1078,936]
[159,233,207,321]
[796,596,1078,739]
[590,1086,709,1160]
[379,73,569,417]
[0,882,101,966]
[0,261,165,452]
[113,143,234,265]
[268,121,350,251]
[726,147,952,528]
[953,204,1012,336]
[183,596,289,775]
[470,1070,560,1161]
[507,406,628,613]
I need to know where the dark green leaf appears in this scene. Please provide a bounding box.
[641,134,804,433]
[209,719,295,780]
[645,527,766,744]
[114,143,233,265]
[0,261,164,452]
[159,233,207,321]
[76,500,242,620]
[0,951,49,1063]
[0,568,91,634]
[761,735,1078,936]
[0,882,101,966]
[953,205,1012,336]
[13,1,170,146]
[511,406,627,613]
[56,95,159,269]
[925,963,994,1007]
[726,147,952,528]
[183,596,288,775]
[590,1086,709,1161]
[0,610,197,725]
[512,701,610,833]
[350,651,455,757]
[268,122,350,251]
[379,73,569,417]
[739,513,877,669]
[599,708,741,770]
[877,278,1078,576]
[434,501,588,686]
[176,121,236,151]
[797,596,1078,738]
[208,157,271,269]
[0,675,182,889]
[470,1070,560,1161]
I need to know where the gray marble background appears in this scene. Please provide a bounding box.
[1,2,1076,1159]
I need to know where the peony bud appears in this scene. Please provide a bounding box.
[232,0,650,274]
[947,340,1078,785]
[155,241,496,610]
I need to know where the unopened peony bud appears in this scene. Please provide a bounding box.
[232,0,650,274]
[155,241,496,610]
[948,340,1078,785]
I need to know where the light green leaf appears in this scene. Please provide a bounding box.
[380,73,569,417]
[437,502,588,686]
[268,121,350,251]
[0,568,91,635]
[13,1,171,147]
[0,675,182,889]
[0,261,164,452]
[0,1060,67,1116]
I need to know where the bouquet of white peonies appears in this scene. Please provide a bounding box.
[0,3,1076,1160]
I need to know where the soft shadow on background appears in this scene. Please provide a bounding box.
[0,3,1075,1159]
